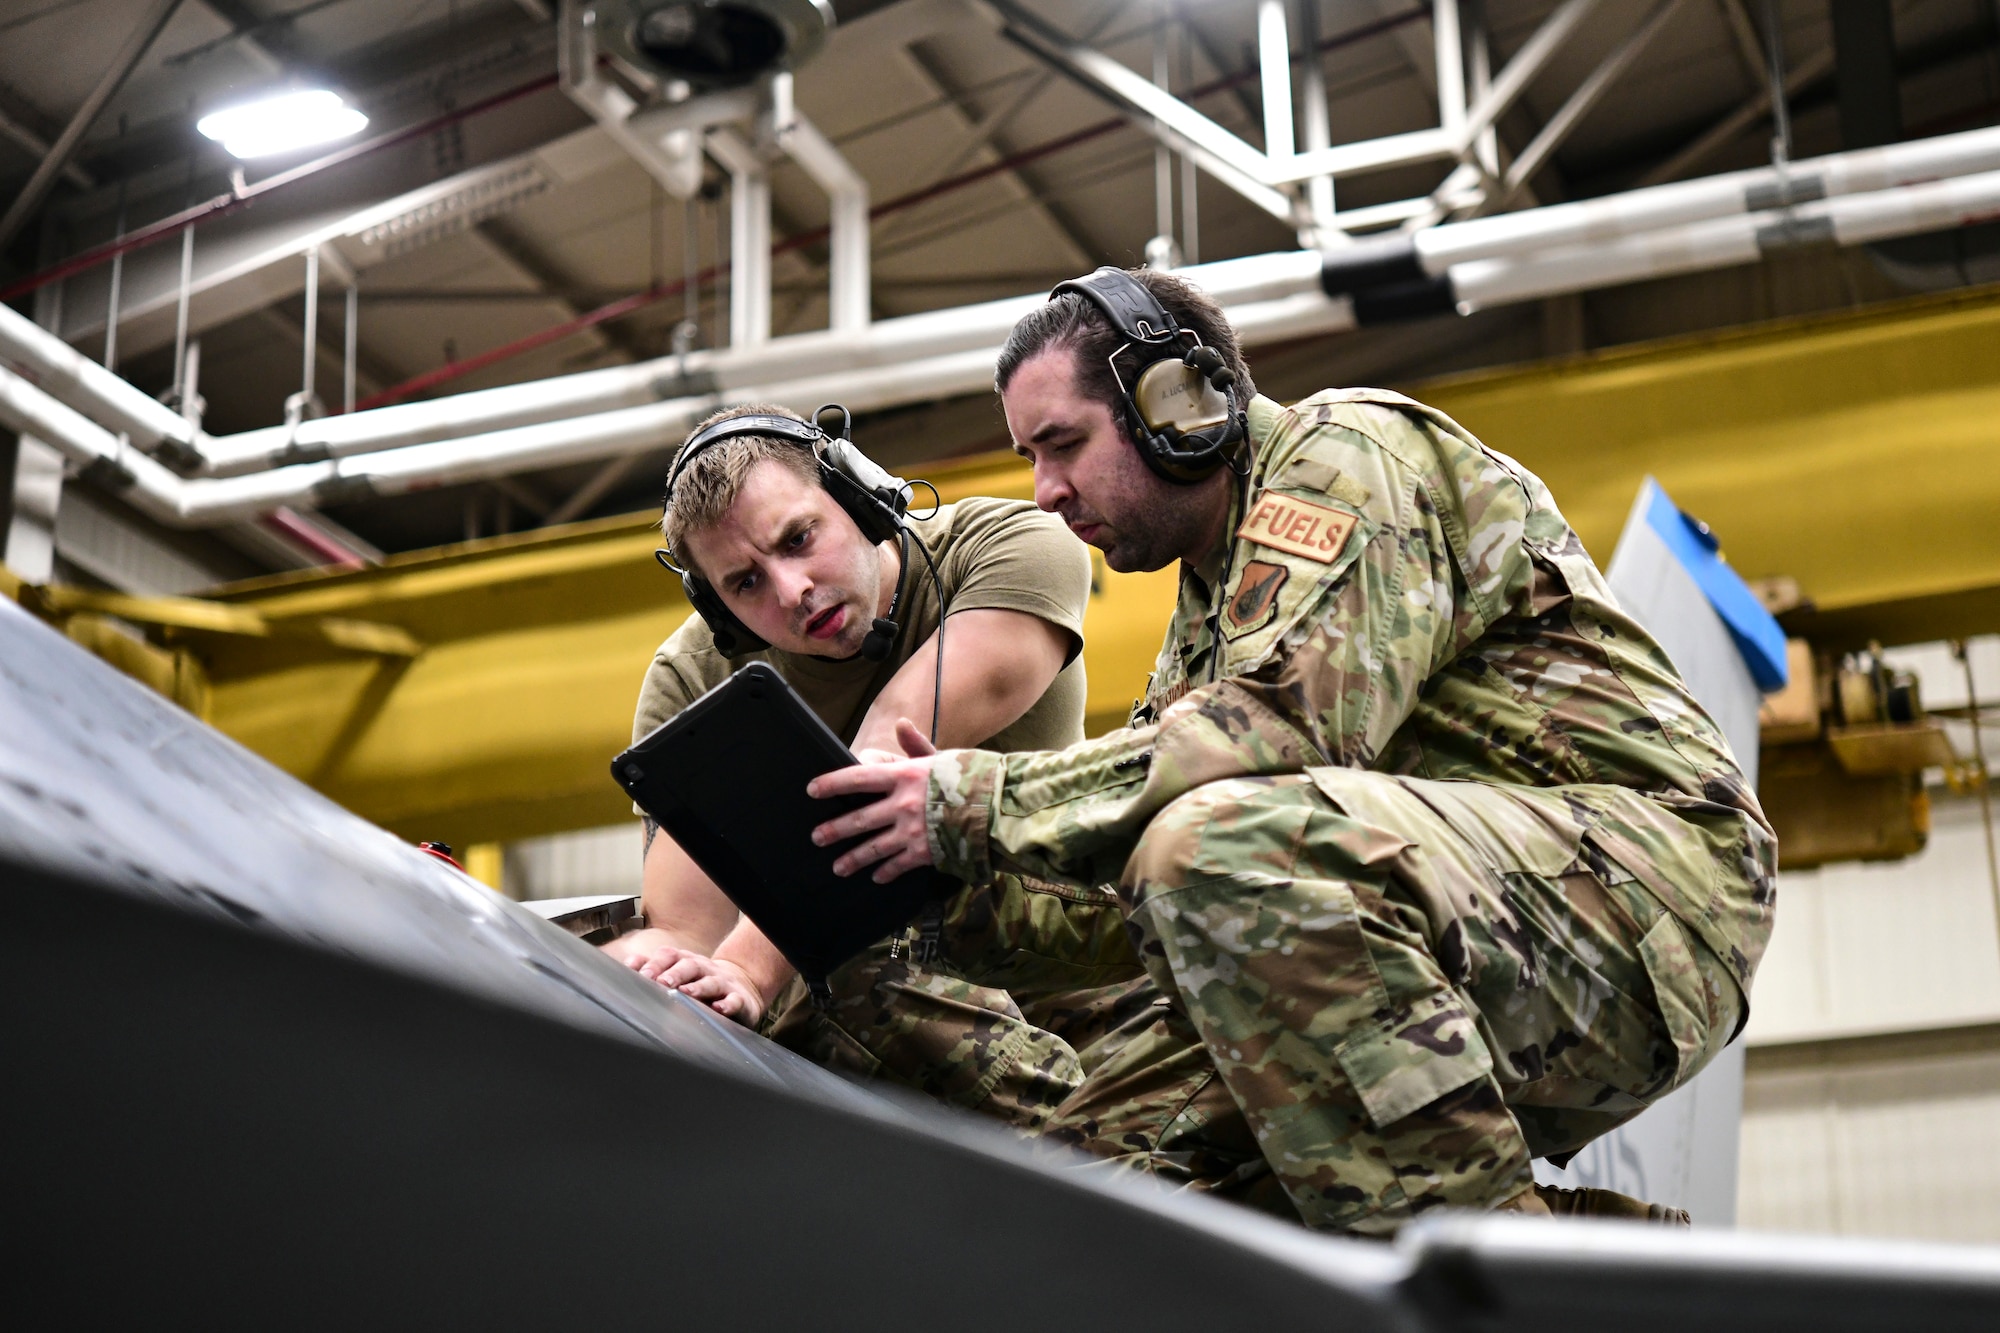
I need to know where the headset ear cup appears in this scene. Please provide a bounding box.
[819,459,905,546]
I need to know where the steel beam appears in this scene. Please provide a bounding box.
[1490,0,1690,211]
[1434,0,1466,138]
[1266,0,1602,185]
[1637,47,1835,186]
[708,128,772,347]
[0,0,188,250]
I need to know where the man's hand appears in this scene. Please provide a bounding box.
[603,926,689,973]
[853,716,938,766]
[653,951,767,1027]
[808,718,939,882]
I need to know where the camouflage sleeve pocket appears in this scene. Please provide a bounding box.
[1333,989,1495,1129]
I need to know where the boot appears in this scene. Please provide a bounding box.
[1533,1183,1691,1226]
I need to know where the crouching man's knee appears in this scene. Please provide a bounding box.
[1118,774,1319,914]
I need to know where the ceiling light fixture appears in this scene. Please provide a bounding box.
[595,0,834,91]
[196,90,368,160]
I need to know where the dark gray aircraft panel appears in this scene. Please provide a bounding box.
[4,596,1999,1330]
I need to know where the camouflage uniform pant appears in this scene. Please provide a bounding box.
[761,872,1154,1131]
[1050,767,1746,1235]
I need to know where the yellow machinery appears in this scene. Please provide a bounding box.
[9,282,2000,863]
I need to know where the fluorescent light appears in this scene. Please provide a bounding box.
[196,90,368,160]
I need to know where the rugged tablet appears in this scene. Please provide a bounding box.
[611,663,951,998]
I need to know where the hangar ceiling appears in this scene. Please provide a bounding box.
[4,0,2000,581]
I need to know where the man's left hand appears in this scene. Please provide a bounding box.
[808,719,938,881]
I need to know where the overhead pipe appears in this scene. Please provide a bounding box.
[0,288,1351,529]
[183,288,1351,524]
[18,127,2000,505]
[0,299,199,463]
[1322,122,2000,298]
[0,363,193,532]
[1449,163,2000,311]
[80,5,1426,433]
[197,249,1326,476]
[201,120,2000,477]
[12,161,2000,528]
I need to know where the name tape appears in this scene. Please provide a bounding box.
[1237,493,1358,564]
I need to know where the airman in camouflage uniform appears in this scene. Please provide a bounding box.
[815,289,1775,1234]
[923,388,1776,1233]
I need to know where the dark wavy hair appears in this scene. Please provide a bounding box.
[993,268,1255,439]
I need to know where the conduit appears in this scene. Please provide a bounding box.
[0,299,198,459]
[0,289,1351,529]
[191,120,2000,475]
[13,135,2000,525]
[1322,123,2000,297]
[198,249,1326,476]
[1452,164,2000,310]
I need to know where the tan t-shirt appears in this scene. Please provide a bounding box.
[632,498,1091,763]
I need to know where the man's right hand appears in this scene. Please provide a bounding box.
[651,952,767,1027]
[602,926,691,976]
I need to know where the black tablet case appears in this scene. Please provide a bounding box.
[611,663,951,988]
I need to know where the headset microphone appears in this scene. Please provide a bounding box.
[859,531,912,662]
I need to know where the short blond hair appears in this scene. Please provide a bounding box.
[661,404,821,578]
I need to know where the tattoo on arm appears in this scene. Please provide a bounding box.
[642,816,659,854]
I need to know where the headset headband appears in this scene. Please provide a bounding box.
[1050,267,1191,354]
[665,412,828,506]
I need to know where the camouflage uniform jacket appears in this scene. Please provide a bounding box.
[927,390,1777,993]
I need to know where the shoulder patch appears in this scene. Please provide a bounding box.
[1226,560,1289,634]
[1238,493,1358,564]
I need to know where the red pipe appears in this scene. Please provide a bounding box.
[0,73,562,305]
[352,6,1427,411]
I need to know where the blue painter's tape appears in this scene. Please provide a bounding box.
[1642,480,1790,692]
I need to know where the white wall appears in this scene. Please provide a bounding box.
[504,822,645,902]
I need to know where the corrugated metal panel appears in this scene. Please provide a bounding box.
[1745,791,2000,1046]
[1742,1028,2000,1242]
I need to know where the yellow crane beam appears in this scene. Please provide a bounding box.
[16,283,2000,851]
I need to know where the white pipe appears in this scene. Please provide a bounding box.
[710,128,772,348]
[0,363,188,531]
[72,287,1355,528]
[197,249,1326,475]
[1451,164,2000,310]
[1433,0,1465,138]
[1417,122,2000,271]
[0,299,198,456]
[10,159,1999,530]
[195,123,2000,479]
[1258,1,1294,162]
[782,114,870,332]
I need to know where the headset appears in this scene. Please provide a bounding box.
[655,405,916,661]
[1048,266,1249,485]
